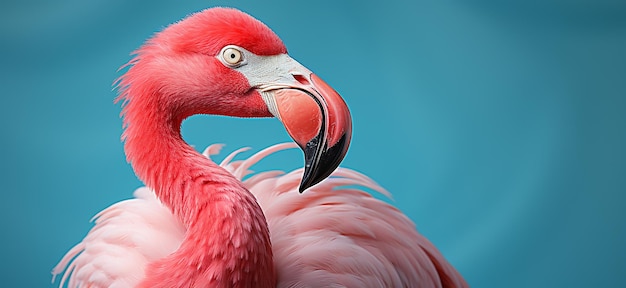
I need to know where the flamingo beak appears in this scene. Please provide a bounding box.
[258,65,352,192]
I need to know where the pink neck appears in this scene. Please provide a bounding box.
[122,100,276,287]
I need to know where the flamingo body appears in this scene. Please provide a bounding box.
[55,144,466,287]
[54,7,467,287]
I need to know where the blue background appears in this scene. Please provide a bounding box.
[1,1,624,287]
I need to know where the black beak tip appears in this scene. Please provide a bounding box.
[298,162,321,193]
[298,134,349,193]
[298,184,307,194]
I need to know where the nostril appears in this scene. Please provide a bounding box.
[293,74,310,86]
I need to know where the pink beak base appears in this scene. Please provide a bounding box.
[310,74,352,148]
[272,88,323,148]
[271,73,352,192]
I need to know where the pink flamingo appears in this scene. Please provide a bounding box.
[53,7,467,288]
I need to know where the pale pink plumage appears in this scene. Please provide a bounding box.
[54,143,467,287]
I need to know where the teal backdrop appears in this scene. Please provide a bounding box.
[1,1,624,287]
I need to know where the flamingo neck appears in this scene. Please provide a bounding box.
[122,100,276,287]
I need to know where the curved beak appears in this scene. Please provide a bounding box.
[257,57,352,192]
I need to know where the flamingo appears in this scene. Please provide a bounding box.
[53,7,468,288]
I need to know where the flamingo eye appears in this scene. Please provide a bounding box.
[222,47,243,66]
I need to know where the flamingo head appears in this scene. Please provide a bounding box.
[118,7,352,192]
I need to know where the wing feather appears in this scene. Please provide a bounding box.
[236,143,468,288]
[53,188,184,288]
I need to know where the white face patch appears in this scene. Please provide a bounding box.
[216,45,312,88]
[216,45,314,120]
